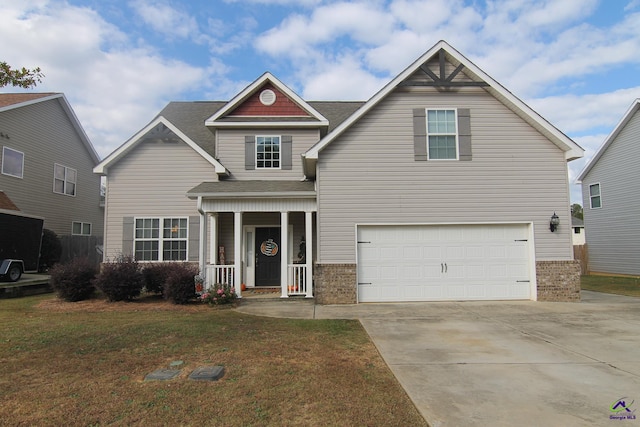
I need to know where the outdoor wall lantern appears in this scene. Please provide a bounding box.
[549,212,560,232]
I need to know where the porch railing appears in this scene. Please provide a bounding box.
[205,264,235,288]
[287,264,308,296]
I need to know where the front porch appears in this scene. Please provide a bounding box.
[189,180,317,299]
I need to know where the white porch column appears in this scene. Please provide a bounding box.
[305,211,313,298]
[209,213,218,265]
[280,211,289,298]
[198,211,207,276]
[234,211,242,298]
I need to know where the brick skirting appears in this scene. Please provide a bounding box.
[536,260,581,302]
[314,264,357,304]
[313,260,581,304]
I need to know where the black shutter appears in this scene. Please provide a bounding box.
[458,108,472,161]
[245,136,255,170]
[413,109,428,161]
[281,135,292,170]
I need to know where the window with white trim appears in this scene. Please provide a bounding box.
[72,221,92,236]
[256,136,280,168]
[589,183,601,209]
[427,109,458,160]
[134,217,188,261]
[2,147,24,178]
[54,163,77,196]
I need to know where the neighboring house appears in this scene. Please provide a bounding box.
[95,40,583,303]
[571,217,585,246]
[0,93,103,239]
[577,99,640,276]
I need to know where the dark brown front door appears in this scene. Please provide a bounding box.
[255,227,281,286]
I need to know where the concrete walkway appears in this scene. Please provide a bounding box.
[236,292,640,426]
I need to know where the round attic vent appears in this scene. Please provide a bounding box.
[259,89,276,106]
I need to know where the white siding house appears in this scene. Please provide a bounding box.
[577,99,640,276]
[95,40,584,303]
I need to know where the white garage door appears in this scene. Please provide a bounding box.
[357,224,532,302]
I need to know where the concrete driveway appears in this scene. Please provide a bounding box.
[237,292,640,426]
[314,291,640,426]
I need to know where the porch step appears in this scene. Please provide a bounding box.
[238,294,315,304]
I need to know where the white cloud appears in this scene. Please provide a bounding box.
[0,1,208,158]
[129,0,199,40]
[301,55,388,100]
[255,2,396,58]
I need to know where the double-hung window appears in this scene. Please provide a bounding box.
[72,221,92,236]
[427,109,458,160]
[256,136,280,169]
[134,217,187,261]
[589,183,601,209]
[2,147,24,178]
[54,164,77,196]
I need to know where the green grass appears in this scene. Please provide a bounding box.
[581,274,640,297]
[0,295,427,426]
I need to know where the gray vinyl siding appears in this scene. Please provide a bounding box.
[103,139,218,260]
[217,128,319,180]
[581,109,640,275]
[0,98,103,236]
[317,86,574,264]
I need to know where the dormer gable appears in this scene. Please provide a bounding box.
[205,72,329,129]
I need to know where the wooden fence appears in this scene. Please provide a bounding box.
[573,244,588,275]
[60,235,103,267]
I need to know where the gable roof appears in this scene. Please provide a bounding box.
[205,72,329,128]
[304,40,583,169]
[576,98,640,183]
[93,116,227,175]
[0,93,100,165]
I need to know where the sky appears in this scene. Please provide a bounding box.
[1,0,640,204]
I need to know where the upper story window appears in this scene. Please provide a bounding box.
[134,217,188,261]
[54,163,77,196]
[589,183,601,209]
[72,221,92,236]
[1,147,24,178]
[256,136,280,169]
[427,109,458,160]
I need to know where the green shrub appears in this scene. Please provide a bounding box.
[162,263,199,304]
[49,258,97,302]
[141,263,173,294]
[39,229,62,272]
[93,254,144,302]
[200,283,237,306]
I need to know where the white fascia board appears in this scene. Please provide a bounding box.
[204,72,328,125]
[576,98,640,183]
[93,116,226,175]
[305,40,584,161]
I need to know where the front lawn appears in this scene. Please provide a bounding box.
[0,295,426,426]
[581,274,640,297]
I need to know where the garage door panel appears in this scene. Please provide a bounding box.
[358,224,532,302]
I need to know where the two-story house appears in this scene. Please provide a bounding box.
[94,40,583,303]
[0,93,103,241]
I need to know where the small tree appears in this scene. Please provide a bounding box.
[93,254,144,301]
[163,263,199,304]
[0,62,44,88]
[571,203,583,220]
[50,258,97,302]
